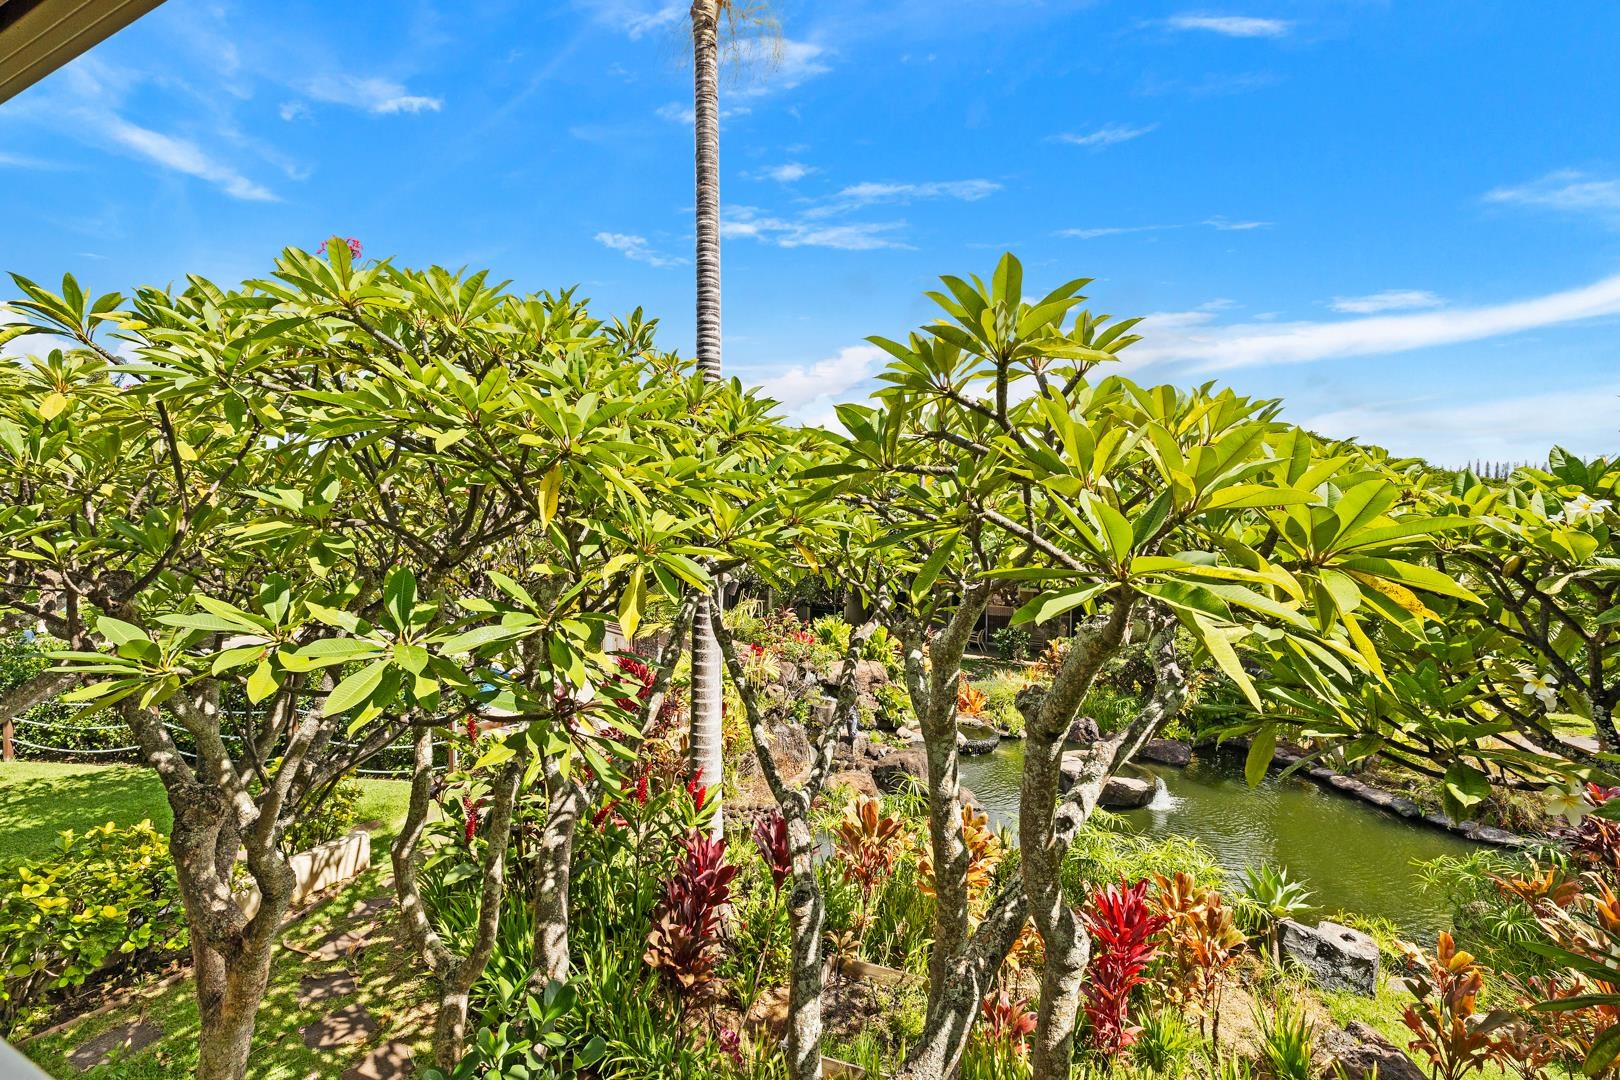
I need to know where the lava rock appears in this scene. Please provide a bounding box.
[1278,919,1380,996]
[1138,739,1191,767]
[871,749,928,792]
[1321,1021,1426,1080]
[958,722,1000,755]
[1099,775,1156,809]
[1067,716,1101,744]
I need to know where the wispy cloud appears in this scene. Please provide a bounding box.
[1485,169,1620,221]
[819,179,1000,212]
[594,231,687,268]
[0,152,62,170]
[750,162,815,183]
[1330,289,1444,314]
[1058,217,1270,239]
[1300,383,1620,465]
[92,113,277,201]
[623,2,683,39]
[655,100,752,124]
[298,75,443,115]
[1165,14,1291,37]
[1130,271,1620,371]
[1054,123,1158,148]
[722,208,909,250]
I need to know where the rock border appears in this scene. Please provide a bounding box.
[1208,738,1536,848]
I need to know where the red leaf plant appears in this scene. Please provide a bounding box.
[752,811,792,893]
[1081,877,1169,1056]
[644,829,739,999]
[980,991,1038,1056]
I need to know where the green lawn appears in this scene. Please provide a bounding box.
[0,761,411,869]
[3,763,426,1077]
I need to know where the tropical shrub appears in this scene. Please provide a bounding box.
[1397,931,1513,1080]
[0,820,187,1032]
[961,992,1037,1079]
[643,830,738,1001]
[990,625,1031,661]
[1081,878,1168,1056]
[832,795,907,900]
[1151,872,1246,1042]
[421,981,605,1080]
[1235,864,1313,961]
[1255,996,1318,1080]
[281,777,362,854]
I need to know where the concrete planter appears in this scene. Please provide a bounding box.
[236,829,371,920]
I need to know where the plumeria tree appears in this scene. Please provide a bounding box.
[1222,448,1619,821]
[0,247,762,1078]
[810,255,1472,1079]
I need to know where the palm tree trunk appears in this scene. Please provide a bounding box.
[689,0,726,836]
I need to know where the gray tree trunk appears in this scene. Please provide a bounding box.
[531,754,581,986]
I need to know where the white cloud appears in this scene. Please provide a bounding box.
[278,101,311,122]
[754,162,814,182]
[624,2,683,38]
[594,232,686,268]
[722,208,909,250]
[738,39,830,94]
[0,151,60,169]
[759,344,887,422]
[1300,384,1620,465]
[298,75,443,115]
[1055,123,1158,148]
[1485,170,1620,221]
[1130,271,1620,371]
[656,100,752,124]
[813,179,1000,216]
[1165,14,1291,37]
[1330,289,1443,314]
[1058,218,1269,239]
[92,114,277,201]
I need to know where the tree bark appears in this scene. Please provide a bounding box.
[0,669,74,722]
[1024,608,1186,1080]
[531,754,581,987]
[688,0,727,837]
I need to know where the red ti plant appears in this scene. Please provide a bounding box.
[644,829,739,1003]
[753,811,792,893]
[1397,931,1513,1080]
[977,991,1038,1059]
[1081,878,1169,1056]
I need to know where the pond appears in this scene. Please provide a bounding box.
[957,741,1481,936]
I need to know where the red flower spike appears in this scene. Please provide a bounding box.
[753,811,792,892]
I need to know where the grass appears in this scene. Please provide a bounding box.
[20,864,434,1078]
[0,760,412,869]
[3,762,424,1077]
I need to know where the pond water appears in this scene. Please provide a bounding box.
[957,741,1480,936]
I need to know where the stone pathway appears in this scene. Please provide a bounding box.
[299,970,358,1007]
[341,1040,415,1079]
[67,1018,162,1071]
[309,928,372,962]
[301,1002,378,1049]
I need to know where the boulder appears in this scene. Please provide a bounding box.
[854,660,892,723]
[895,725,922,744]
[871,749,928,793]
[1279,919,1380,997]
[958,722,1000,755]
[1059,749,1093,791]
[1067,716,1101,744]
[1100,775,1156,809]
[827,769,880,799]
[1321,1021,1426,1080]
[1139,738,1191,767]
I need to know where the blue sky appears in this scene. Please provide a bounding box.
[3,0,1619,465]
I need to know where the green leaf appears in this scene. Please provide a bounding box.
[1190,614,1260,710]
[246,660,279,704]
[1010,584,1106,627]
[322,660,388,716]
[1245,726,1276,788]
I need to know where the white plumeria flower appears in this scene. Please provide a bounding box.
[1522,669,1559,709]
[1545,784,1592,827]
[1562,493,1614,524]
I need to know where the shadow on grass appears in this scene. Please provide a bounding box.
[21,866,433,1079]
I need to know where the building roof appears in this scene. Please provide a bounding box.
[0,0,166,104]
